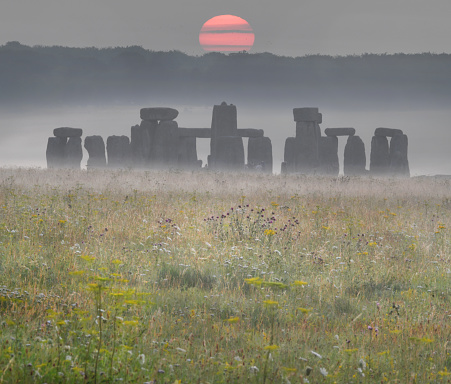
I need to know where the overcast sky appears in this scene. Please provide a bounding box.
[2,0,451,56]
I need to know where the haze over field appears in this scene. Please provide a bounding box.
[0,0,450,174]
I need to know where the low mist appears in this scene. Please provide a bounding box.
[0,102,449,176]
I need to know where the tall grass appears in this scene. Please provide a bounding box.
[0,168,450,383]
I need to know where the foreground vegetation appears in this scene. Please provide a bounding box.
[0,168,450,383]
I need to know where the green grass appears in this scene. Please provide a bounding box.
[0,168,450,383]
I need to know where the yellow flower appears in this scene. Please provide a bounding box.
[271,202,279,207]
[344,348,358,354]
[245,277,263,285]
[282,367,297,372]
[263,300,279,307]
[264,345,280,351]
[377,350,390,356]
[297,308,312,314]
[264,229,276,236]
[292,280,308,286]
[225,316,240,323]
[69,270,86,276]
[80,255,96,262]
[112,259,122,264]
[122,320,139,326]
[389,330,401,334]
[321,226,330,230]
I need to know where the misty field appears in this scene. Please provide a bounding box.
[0,168,450,383]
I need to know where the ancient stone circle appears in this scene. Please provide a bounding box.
[46,104,409,177]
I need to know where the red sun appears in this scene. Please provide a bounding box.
[199,15,255,53]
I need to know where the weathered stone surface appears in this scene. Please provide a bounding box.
[46,137,66,168]
[375,128,403,137]
[389,134,410,177]
[178,137,200,169]
[130,125,144,167]
[324,128,355,137]
[53,127,83,137]
[237,128,264,138]
[210,102,238,168]
[178,128,211,138]
[65,137,83,169]
[294,122,320,173]
[140,107,178,122]
[212,136,244,170]
[370,135,390,175]
[150,121,179,167]
[293,108,322,123]
[282,137,296,173]
[139,120,158,165]
[318,136,339,176]
[84,135,106,168]
[248,136,273,173]
[344,136,366,176]
[107,135,131,168]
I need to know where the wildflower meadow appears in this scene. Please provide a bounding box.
[0,168,450,383]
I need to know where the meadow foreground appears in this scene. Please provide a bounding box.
[0,168,450,383]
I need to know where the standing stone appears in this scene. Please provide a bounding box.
[46,137,66,168]
[318,136,339,176]
[370,135,390,175]
[150,120,179,167]
[248,136,273,173]
[130,125,144,168]
[214,136,245,171]
[84,135,106,168]
[178,137,200,169]
[209,102,239,169]
[64,137,83,169]
[344,136,366,176]
[107,136,131,168]
[294,121,320,173]
[389,134,410,177]
[282,137,296,173]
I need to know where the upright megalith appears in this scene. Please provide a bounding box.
[344,136,366,176]
[370,131,391,176]
[389,134,410,177]
[318,136,339,176]
[248,136,273,173]
[46,137,66,168]
[107,135,131,168]
[46,127,83,169]
[84,135,106,168]
[178,137,201,169]
[282,107,322,173]
[151,120,180,167]
[209,102,240,170]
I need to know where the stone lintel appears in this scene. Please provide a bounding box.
[375,127,404,137]
[324,128,356,137]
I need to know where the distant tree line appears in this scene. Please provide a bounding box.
[1,41,450,108]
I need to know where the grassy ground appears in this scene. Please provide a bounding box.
[0,168,450,383]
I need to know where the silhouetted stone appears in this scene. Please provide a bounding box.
[178,137,200,169]
[65,137,83,169]
[151,121,179,167]
[344,136,366,176]
[53,127,83,137]
[214,136,244,170]
[237,128,264,138]
[324,128,355,137]
[293,108,322,123]
[139,120,159,165]
[318,136,339,176]
[370,135,390,175]
[107,135,131,168]
[294,121,320,173]
[209,102,238,169]
[375,127,403,137]
[283,137,296,173]
[46,137,66,168]
[140,107,178,122]
[389,134,410,177]
[84,135,106,168]
[248,136,273,173]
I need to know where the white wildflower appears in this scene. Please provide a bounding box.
[310,350,322,359]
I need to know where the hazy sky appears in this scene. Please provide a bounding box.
[2,0,451,56]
